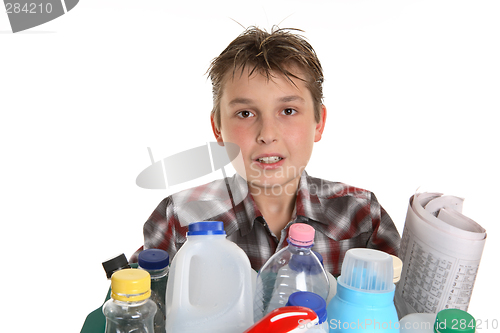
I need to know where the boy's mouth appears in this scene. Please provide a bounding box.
[257,156,283,164]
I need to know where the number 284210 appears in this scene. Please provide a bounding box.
[5,3,53,14]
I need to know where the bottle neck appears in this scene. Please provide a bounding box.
[111,298,149,307]
[139,266,169,279]
[187,234,226,241]
[288,242,312,254]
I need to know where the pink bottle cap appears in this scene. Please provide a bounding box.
[288,223,315,247]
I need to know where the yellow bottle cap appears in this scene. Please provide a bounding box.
[111,268,151,302]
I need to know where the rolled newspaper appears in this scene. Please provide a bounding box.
[395,192,486,318]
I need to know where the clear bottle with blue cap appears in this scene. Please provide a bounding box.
[165,221,254,333]
[286,291,329,332]
[138,249,169,333]
[327,248,399,332]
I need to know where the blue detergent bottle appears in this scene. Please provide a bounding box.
[326,248,399,333]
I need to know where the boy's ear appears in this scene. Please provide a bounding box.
[314,105,327,143]
[211,113,224,146]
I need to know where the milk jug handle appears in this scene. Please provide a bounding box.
[171,250,190,311]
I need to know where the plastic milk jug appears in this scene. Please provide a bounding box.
[165,221,253,333]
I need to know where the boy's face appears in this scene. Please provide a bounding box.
[212,66,326,195]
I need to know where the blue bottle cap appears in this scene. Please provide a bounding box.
[187,221,226,236]
[138,249,169,270]
[286,291,327,324]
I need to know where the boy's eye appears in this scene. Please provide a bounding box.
[237,110,254,118]
[282,108,297,116]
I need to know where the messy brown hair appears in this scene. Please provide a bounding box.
[208,26,324,130]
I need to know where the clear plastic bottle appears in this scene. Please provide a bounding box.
[138,249,169,333]
[313,250,338,305]
[254,223,330,322]
[103,268,157,333]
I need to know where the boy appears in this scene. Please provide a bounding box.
[131,27,400,277]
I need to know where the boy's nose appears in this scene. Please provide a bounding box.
[257,120,279,144]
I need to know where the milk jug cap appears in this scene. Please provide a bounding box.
[338,248,394,292]
[435,309,476,333]
[286,291,327,324]
[188,221,226,235]
[288,223,315,247]
[138,248,169,270]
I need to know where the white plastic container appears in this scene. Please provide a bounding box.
[391,255,403,320]
[399,313,436,333]
[165,221,254,333]
[399,309,476,333]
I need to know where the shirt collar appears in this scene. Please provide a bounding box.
[295,171,329,225]
[235,171,330,238]
[171,171,331,238]
[230,174,262,237]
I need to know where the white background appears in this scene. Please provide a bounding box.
[1,0,499,331]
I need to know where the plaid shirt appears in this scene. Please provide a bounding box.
[131,171,400,277]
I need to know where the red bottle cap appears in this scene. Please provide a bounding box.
[244,306,318,333]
